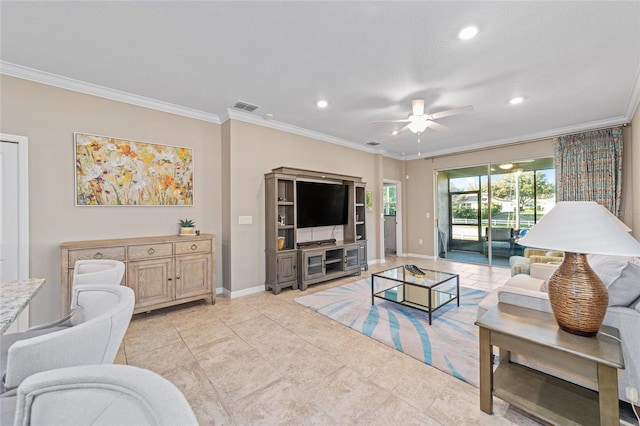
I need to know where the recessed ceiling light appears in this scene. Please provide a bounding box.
[509,96,524,105]
[499,163,514,170]
[458,26,478,40]
[316,99,329,108]
[391,130,399,136]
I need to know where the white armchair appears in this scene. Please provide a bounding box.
[73,259,125,285]
[0,284,134,393]
[3,365,197,425]
[72,259,125,293]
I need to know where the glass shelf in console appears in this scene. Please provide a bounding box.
[371,266,459,325]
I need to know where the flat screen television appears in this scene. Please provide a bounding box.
[296,181,349,228]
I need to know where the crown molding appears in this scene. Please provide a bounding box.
[408,115,629,161]
[224,109,388,155]
[5,61,628,162]
[0,61,221,124]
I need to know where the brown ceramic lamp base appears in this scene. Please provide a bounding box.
[547,252,609,337]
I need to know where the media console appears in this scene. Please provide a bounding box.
[297,241,361,290]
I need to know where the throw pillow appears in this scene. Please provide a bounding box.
[588,254,636,287]
[606,262,640,307]
[545,250,563,258]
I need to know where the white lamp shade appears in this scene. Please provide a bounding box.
[518,201,640,256]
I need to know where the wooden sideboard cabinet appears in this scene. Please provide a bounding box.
[60,234,215,315]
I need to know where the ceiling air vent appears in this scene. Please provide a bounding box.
[367,142,380,146]
[233,101,260,112]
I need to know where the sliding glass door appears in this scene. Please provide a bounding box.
[436,158,555,266]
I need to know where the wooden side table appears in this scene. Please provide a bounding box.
[475,303,624,426]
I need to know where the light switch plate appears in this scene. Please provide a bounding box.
[238,215,253,225]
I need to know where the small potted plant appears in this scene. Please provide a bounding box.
[179,218,195,236]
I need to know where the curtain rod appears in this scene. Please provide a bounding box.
[423,122,630,160]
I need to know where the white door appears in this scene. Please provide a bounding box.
[0,141,19,282]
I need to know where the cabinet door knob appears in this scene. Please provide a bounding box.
[168,278,172,281]
[148,248,155,255]
[176,276,181,279]
[191,244,197,250]
[94,252,103,259]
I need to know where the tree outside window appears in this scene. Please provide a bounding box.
[383,185,396,216]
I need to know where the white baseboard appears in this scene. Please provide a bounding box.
[405,253,437,260]
[217,284,266,299]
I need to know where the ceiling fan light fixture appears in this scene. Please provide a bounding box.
[499,163,514,170]
[316,99,329,108]
[458,26,479,40]
[407,121,429,134]
[509,96,524,105]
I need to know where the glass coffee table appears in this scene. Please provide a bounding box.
[371,265,459,324]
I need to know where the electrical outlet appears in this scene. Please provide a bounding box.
[627,386,639,403]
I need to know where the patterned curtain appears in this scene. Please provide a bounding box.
[555,127,623,216]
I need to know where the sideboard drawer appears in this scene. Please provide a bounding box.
[175,239,212,255]
[128,243,173,260]
[68,246,126,266]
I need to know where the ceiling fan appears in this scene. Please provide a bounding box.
[371,99,474,155]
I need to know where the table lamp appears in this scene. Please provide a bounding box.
[518,201,640,337]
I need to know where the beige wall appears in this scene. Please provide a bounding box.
[0,76,222,324]
[225,120,381,293]
[382,156,405,182]
[221,121,232,292]
[631,108,640,237]
[620,125,634,232]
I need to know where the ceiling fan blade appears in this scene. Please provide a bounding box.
[370,119,411,123]
[428,105,474,120]
[425,120,448,132]
[411,99,425,116]
[397,123,411,133]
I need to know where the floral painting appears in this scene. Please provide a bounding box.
[75,133,193,206]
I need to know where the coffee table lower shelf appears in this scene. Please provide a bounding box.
[372,285,457,325]
[494,362,601,426]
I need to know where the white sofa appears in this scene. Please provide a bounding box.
[477,259,640,405]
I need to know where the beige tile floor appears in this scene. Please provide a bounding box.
[116,256,635,425]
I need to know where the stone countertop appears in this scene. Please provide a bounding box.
[1,278,45,334]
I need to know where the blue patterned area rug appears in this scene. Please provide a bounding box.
[294,278,488,387]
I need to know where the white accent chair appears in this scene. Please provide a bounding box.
[0,284,134,394]
[72,259,125,288]
[1,364,197,425]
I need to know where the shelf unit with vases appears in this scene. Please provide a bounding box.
[265,173,298,294]
[346,182,368,271]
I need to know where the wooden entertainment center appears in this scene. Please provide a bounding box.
[264,167,367,294]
